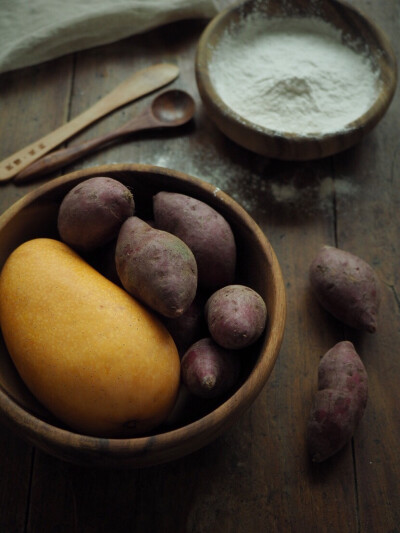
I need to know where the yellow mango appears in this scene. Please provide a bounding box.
[0,238,180,437]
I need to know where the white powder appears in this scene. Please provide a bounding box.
[210,16,381,135]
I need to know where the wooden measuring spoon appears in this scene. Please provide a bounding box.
[15,90,195,184]
[0,63,179,183]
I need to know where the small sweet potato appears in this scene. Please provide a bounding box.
[153,191,236,291]
[307,341,368,463]
[115,216,197,318]
[58,177,135,251]
[162,293,208,356]
[205,284,267,349]
[181,338,240,399]
[309,245,380,333]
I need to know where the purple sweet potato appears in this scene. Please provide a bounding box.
[205,284,267,350]
[309,245,380,333]
[115,216,197,318]
[307,341,368,463]
[162,293,208,356]
[317,341,368,418]
[181,338,240,399]
[58,177,135,251]
[153,191,236,291]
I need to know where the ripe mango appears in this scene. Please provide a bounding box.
[0,238,180,437]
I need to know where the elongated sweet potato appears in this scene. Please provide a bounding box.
[309,245,380,333]
[307,341,368,462]
[115,216,197,318]
[153,191,236,290]
[58,177,135,251]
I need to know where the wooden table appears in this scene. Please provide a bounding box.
[0,2,399,531]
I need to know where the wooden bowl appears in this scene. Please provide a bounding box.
[0,164,286,468]
[195,0,397,160]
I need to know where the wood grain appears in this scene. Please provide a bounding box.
[14,89,195,183]
[0,2,399,531]
[0,63,179,182]
[0,55,75,533]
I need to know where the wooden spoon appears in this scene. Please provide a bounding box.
[14,90,195,183]
[0,63,179,183]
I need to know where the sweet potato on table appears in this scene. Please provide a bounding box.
[153,191,236,291]
[205,284,267,349]
[115,216,197,318]
[309,245,380,333]
[58,177,135,252]
[307,341,368,463]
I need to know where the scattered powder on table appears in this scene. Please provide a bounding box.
[210,16,381,135]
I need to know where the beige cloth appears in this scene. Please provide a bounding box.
[0,0,232,74]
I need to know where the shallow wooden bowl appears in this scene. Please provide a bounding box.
[0,164,286,468]
[195,0,397,160]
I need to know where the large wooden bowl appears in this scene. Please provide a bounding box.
[195,0,397,160]
[0,164,286,468]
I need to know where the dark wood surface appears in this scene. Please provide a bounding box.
[0,2,399,531]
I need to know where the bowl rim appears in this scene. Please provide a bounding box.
[0,163,286,466]
[195,0,398,157]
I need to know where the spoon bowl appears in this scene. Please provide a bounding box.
[151,89,195,126]
[14,90,196,183]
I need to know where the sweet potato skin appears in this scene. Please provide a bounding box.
[181,338,240,399]
[307,341,368,462]
[307,389,356,463]
[58,177,135,251]
[309,245,380,333]
[318,341,368,421]
[205,285,267,349]
[153,191,236,291]
[162,293,208,356]
[115,216,197,318]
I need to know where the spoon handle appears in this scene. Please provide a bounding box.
[14,136,122,183]
[14,109,160,183]
[0,63,179,183]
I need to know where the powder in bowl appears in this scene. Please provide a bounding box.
[209,16,381,136]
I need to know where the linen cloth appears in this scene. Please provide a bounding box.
[0,0,231,74]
